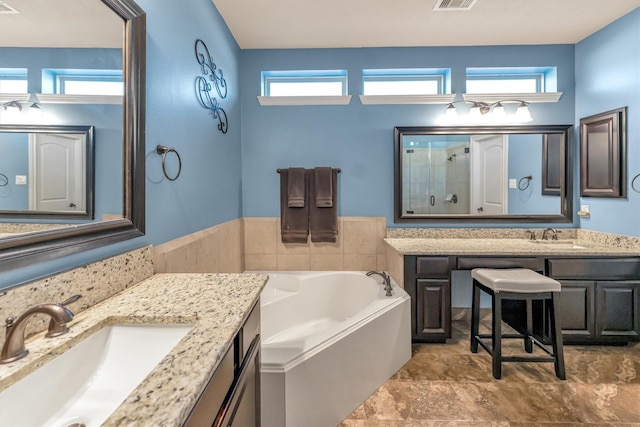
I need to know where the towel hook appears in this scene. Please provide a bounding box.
[0,173,7,187]
[156,145,182,181]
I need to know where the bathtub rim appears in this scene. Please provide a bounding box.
[255,270,410,373]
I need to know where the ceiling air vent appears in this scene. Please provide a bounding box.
[433,0,478,11]
[0,1,19,14]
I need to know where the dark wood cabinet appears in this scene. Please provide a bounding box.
[185,301,261,427]
[579,107,627,198]
[556,280,596,340]
[405,256,452,343]
[404,254,640,345]
[547,258,640,344]
[416,279,450,339]
[596,281,640,340]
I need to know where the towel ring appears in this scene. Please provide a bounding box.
[156,145,182,181]
[518,175,533,191]
[0,173,7,187]
[632,173,640,194]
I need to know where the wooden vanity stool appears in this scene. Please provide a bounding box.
[470,268,566,380]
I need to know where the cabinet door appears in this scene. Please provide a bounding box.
[415,279,451,342]
[596,281,640,339]
[558,280,596,340]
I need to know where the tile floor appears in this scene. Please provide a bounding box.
[340,318,640,426]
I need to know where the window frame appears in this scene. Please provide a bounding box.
[362,68,449,96]
[465,67,556,94]
[42,68,124,96]
[0,68,28,94]
[262,70,348,97]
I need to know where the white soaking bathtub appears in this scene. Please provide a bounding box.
[259,271,411,427]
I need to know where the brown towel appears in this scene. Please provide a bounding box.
[309,168,338,242]
[280,169,309,243]
[314,167,333,207]
[287,167,306,207]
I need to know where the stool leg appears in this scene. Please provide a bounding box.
[549,293,566,380]
[492,293,502,379]
[470,280,481,353]
[525,299,533,353]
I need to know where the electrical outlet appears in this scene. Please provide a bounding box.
[580,204,590,213]
[15,175,26,185]
[508,179,517,189]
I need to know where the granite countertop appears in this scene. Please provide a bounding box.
[0,272,268,427]
[384,238,640,256]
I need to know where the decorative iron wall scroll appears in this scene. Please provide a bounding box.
[195,39,228,134]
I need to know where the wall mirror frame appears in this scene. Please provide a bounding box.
[394,125,574,224]
[0,0,146,273]
[0,124,95,220]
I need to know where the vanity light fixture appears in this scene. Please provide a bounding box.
[444,99,532,123]
[2,93,41,113]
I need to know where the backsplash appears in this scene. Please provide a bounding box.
[578,229,640,250]
[0,246,154,349]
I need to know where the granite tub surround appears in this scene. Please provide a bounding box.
[0,272,268,426]
[341,319,640,426]
[0,246,154,350]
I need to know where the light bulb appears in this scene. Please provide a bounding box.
[492,102,506,121]
[515,102,533,122]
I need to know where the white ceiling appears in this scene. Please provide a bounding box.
[0,0,122,48]
[211,0,640,49]
[2,0,639,49]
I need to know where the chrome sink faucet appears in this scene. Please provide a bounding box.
[542,228,560,240]
[366,271,393,297]
[1,295,80,364]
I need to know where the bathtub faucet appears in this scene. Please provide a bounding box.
[366,271,393,297]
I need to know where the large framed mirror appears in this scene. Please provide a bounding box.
[0,125,95,220]
[394,125,573,223]
[0,0,146,272]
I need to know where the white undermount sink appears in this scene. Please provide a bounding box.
[528,239,586,249]
[0,323,192,427]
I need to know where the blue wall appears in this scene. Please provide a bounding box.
[507,133,561,215]
[0,133,29,210]
[240,45,576,227]
[575,7,640,237]
[0,48,123,222]
[2,3,639,288]
[0,0,242,287]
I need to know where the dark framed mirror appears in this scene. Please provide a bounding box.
[394,125,573,223]
[0,0,146,272]
[0,125,95,220]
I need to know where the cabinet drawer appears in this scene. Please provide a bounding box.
[548,258,640,280]
[184,344,235,427]
[416,257,450,278]
[457,257,541,271]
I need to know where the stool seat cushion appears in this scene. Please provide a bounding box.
[471,268,561,293]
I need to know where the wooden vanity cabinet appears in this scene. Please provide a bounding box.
[184,301,261,427]
[403,254,639,345]
[547,258,640,344]
[405,256,453,343]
